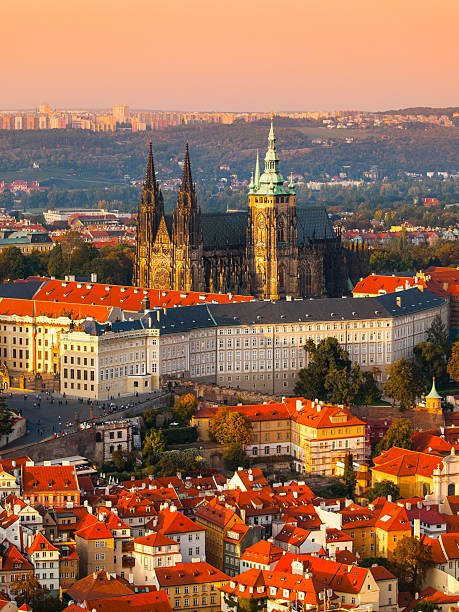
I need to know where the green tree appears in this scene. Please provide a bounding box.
[223,444,248,471]
[447,341,459,382]
[0,247,27,281]
[414,341,449,388]
[392,536,433,594]
[412,600,440,612]
[0,396,14,437]
[376,418,414,455]
[367,479,400,502]
[174,393,198,424]
[384,359,424,410]
[47,243,65,277]
[342,452,356,499]
[209,408,252,446]
[295,337,352,400]
[358,557,393,570]
[142,429,166,465]
[426,315,451,355]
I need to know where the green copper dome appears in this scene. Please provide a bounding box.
[426,377,442,400]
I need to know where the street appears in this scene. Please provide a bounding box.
[3,389,167,449]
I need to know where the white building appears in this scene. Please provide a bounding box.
[27,531,60,592]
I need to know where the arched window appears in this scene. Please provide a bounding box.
[448,483,455,496]
[301,265,312,296]
[278,266,285,290]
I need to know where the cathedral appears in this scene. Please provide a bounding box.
[133,118,345,299]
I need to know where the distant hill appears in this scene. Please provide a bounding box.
[380,106,459,116]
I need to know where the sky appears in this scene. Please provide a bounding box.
[2,0,458,112]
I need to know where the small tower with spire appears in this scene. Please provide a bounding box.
[425,377,442,413]
[171,144,204,291]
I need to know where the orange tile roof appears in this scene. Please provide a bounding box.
[75,520,113,541]
[83,590,173,612]
[374,501,411,532]
[151,507,202,535]
[195,500,239,529]
[154,561,229,586]
[27,531,59,555]
[195,402,290,422]
[0,297,112,323]
[64,569,134,602]
[372,447,444,478]
[32,278,253,312]
[22,465,80,494]
[241,540,284,564]
[352,274,427,296]
[292,400,365,430]
[134,532,178,548]
[0,541,33,571]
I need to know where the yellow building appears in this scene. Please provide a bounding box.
[153,561,229,612]
[194,500,245,570]
[374,500,411,559]
[371,447,444,498]
[425,378,442,413]
[193,398,368,476]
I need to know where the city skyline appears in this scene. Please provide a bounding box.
[2,0,458,111]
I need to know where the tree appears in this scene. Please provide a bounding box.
[412,600,440,612]
[223,444,248,471]
[376,418,414,455]
[142,429,166,465]
[111,449,136,472]
[414,316,452,388]
[358,557,393,570]
[367,479,400,502]
[342,453,356,499]
[296,337,380,404]
[10,574,60,612]
[0,247,26,281]
[174,393,198,424]
[142,407,157,430]
[392,536,433,594]
[384,359,424,410]
[447,341,459,382]
[47,243,65,277]
[209,408,252,446]
[0,396,13,438]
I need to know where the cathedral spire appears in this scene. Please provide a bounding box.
[181,143,193,189]
[254,149,260,188]
[145,142,156,190]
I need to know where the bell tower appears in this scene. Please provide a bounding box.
[247,114,297,299]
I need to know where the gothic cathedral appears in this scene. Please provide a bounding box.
[134,117,345,298]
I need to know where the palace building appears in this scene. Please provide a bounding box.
[133,117,345,299]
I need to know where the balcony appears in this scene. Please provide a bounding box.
[122,556,135,568]
[122,541,134,553]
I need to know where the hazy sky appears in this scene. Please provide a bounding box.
[2,0,458,111]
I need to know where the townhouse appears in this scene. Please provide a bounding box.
[153,562,229,612]
[148,505,206,563]
[194,500,245,570]
[133,532,182,584]
[224,524,264,577]
[21,464,80,507]
[0,542,34,596]
[27,531,60,593]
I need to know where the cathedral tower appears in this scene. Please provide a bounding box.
[247,115,297,299]
[133,143,172,289]
[172,144,204,291]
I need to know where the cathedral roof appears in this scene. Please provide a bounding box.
[164,206,335,249]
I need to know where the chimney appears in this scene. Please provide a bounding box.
[91,272,97,282]
[413,518,421,539]
[396,296,402,307]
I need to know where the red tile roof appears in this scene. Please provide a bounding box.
[27,531,59,555]
[0,297,112,322]
[75,520,113,541]
[22,465,80,494]
[154,561,229,586]
[83,590,173,612]
[134,532,178,548]
[372,447,444,478]
[32,278,253,312]
[64,569,134,602]
[241,540,284,565]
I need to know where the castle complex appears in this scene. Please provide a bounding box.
[133,117,345,298]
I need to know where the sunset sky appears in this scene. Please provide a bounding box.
[2,0,458,111]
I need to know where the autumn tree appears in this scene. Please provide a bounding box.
[392,536,433,594]
[384,359,424,410]
[10,574,60,612]
[223,444,249,471]
[376,418,414,455]
[209,408,252,446]
[142,429,166,465]
[174,393,198,424]
[367,479,400,502]
[447,341,459,382]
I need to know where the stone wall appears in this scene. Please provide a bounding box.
[0,427,103,464]
[173,381,279,406]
